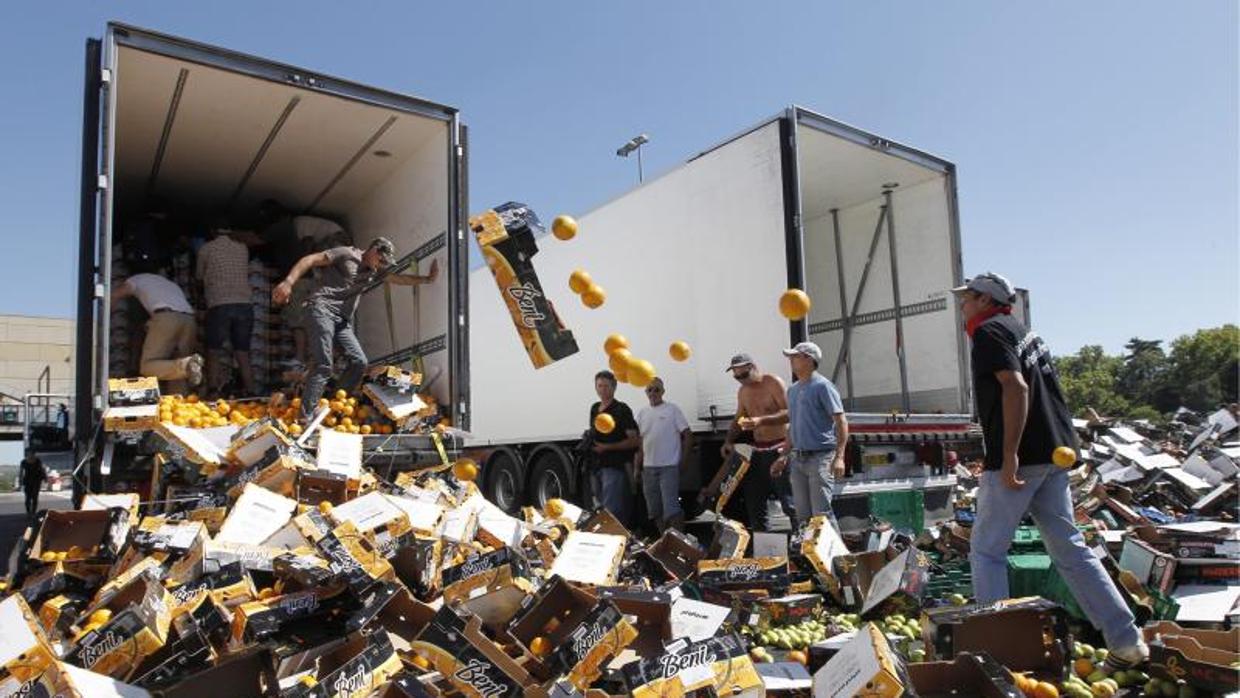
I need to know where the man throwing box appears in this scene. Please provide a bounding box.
[635,377,693,532]
[955,271,1146,672]
[772,341,847,532]
[272,238,438,420]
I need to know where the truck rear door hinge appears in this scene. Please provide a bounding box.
[458,314,465,327]
[97,175,108,190]
[94,284,105,299]
[100,69,112,84]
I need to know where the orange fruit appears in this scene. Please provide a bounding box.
[581,284,606,309]
[627,359,656,388]
[453,459,479,482]
[341,417,354,428]
[603,334,629,356]
[291,397,301,408]
[1033,682,1059,698]
[779,288,812,320]
[216,401,231,415]
[530,636,552,657]
[318,501,333,515]
[324,416,337,428]
[360,425,372,435]
[787,650,808,665]
[334,389,348,401]
[669,341,691,362]
[568,269,592,294]
[609,349,632,377]
[1073,659,1094,678]
[411,654,430,670]
[551,215,577,241]
[317,398,330,408]
[1053,446,1077,468]
[594,412,616,434]
[341,405,354,418]
[545,498,566,518]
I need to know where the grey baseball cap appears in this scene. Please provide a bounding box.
[782,341,823,361]
[951,272,1016,305]
[724,353,755,372]
[368,237,397,266]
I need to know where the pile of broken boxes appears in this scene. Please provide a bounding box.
[2,407,1239,696]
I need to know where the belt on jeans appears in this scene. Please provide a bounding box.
[790,448,832,457]
[153,308,190,315]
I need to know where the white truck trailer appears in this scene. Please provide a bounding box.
[75,24,976,527]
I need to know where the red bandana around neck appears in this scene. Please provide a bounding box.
[966,304,1012,338]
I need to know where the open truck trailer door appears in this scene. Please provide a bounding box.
[75,23,468,499]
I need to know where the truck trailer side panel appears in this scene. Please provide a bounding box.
[467,120,793,444]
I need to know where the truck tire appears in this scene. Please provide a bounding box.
[527,445,576,510]
[484,447,524,515]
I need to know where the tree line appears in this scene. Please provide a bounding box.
[1052,325,1239,421]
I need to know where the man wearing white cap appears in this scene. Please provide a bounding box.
[772,341,847,531]
[954,272,1147,673]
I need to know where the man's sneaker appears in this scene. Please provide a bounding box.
[185,354,205,387]
[1104,640,1149,672]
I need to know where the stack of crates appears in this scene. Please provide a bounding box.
[926,551,973,600]
[1006,525,1091,619]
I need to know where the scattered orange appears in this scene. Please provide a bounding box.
[627,359,656,388]
[669,341,691,362]
[545,498,566,518]
[594,412,616,434]
[581,284,606,309]
[1073,659,1094,678]
[360,424,372,435]
[1053,446,1077,468]
[411,654,430,670]
[603,334,629,356]
[779,288,812,320]
[568,269,592,294]
[1032,682,1059,698]
[551,215,578,241]
[453,459,479,482]
[334,389,348,401]
[609,349,632,376]
[787,650,808,665]
[530,636,552,657]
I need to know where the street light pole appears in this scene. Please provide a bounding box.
[616,134,649,184]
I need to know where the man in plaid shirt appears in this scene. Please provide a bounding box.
[197,221,257,396]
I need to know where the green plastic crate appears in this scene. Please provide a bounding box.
[1006,554,1054,599]
[1011,526,1045,554]
[868,490,925,533]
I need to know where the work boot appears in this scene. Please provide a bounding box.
[185,354,205,387]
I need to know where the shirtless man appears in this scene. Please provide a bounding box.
[699,353,790,531]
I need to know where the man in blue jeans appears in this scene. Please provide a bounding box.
[772,342,848,533]
[273,237,438,420]
[955,272,1147,672]
[588,370,640,525]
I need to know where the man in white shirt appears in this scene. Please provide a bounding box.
[635,377,693,532]
[111,272,203,394]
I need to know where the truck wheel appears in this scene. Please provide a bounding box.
[484,448,524,515]
[527,445,576,510]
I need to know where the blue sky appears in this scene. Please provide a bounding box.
[0,1,1234,355]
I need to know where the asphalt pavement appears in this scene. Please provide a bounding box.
[0,490,73,576]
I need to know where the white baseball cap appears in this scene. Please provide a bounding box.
[781,342,823,361]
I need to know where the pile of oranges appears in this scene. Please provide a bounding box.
[158,389,407,436]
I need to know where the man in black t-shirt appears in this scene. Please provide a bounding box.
[588,370,640,525]
[955,272,1146,673]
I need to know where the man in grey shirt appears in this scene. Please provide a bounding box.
[772,341,849,532]
[272,237,438,420]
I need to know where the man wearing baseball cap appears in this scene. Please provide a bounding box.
[273,237,438,420]
[772,341,848,532]
[955,272,1147,672]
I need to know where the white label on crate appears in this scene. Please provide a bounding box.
[669,599,731,643]
[216,484,297,545]
[331,492,403,531]
[548,532,625,586]
[678,662,714,688]
[316,430,363,480]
